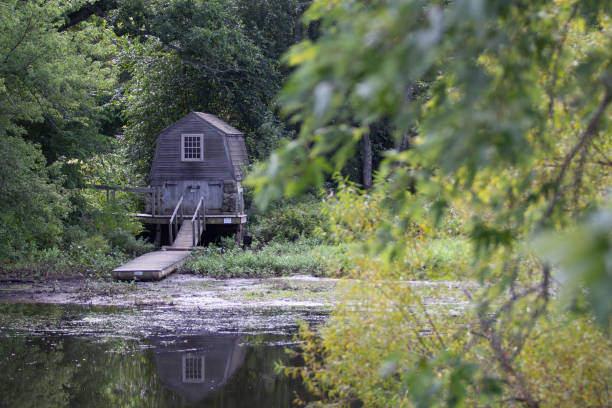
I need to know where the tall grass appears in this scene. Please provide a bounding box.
[182,239,336,278]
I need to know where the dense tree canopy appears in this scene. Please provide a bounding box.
[0,0,117,254]
[0,0,117,159]
[0,0,310,255]
[118,0,282,172]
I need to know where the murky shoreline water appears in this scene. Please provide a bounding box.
[0,274,473,406]
[0,301,323,407]
[0,275,337,407]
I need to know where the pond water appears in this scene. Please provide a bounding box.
[0,302,326,407]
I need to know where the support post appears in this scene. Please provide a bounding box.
[235,223,244,246]
[155,224,161,247]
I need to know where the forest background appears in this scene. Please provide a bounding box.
[1,0,611,407]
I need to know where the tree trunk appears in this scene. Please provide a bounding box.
[399,130,413,151]
[399,130,416,194]
[362,132,373,189]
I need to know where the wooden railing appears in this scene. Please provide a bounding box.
[84,184,161,216]
[168,195,184,245]
[191,197,206,247]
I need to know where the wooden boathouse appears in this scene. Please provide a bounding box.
[111,112,248,280]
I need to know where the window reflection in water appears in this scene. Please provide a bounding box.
[153,333,246,403]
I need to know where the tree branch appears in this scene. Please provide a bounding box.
[546,3,578,123]
[3,13,33,64]
[141,33,243,75]
[540,86,612,227]
[58,0,118,32]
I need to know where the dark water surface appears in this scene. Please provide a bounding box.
[0,303,321,408]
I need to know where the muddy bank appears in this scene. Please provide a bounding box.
[0,274,338,336]
[0,273,473,336]
[0,274,338,308]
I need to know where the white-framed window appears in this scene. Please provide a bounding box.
[181,134,204,161]
[182,354,205,383]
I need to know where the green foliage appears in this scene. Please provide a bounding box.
[0,137,69,258]
[68,139,152,252]
[234,0,311,62]
[539,208,612,329]
[1,244,128,279]
[0,0,144,271]
[0,136,152,275]
[514,314,612,407]
[118,0,294,172]
[183,239,330,278]
[218,235,238,251]
[247,111,296,161]
[254,0,612,406]
[249,195,328,243]
[0,0,117,160]
[107,229,154,257]
[321,180,473,280]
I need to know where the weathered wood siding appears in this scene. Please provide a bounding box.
[226,135,249,181]
[150,113,233,183]
[158,180,224,214]
[149,112,248,215]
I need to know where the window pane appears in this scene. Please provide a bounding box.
[183,136,202,160]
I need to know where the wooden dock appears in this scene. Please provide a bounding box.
[112,250,191,280]
[112,221,195,280]
[133,213,247,225]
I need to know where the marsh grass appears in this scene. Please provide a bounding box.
[182,239,336,278]
[0,233,154,280]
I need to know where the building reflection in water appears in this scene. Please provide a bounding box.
[152,333,247,403]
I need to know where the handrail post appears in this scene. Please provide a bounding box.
[190,196,205,247]
[197,211,201,243]
[197,212,200,246]
[192,219,196,247]
[168,195,184,246]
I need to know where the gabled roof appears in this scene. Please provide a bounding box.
[191,112,248,180]
[193,112,242,135]
[150,111,249,182]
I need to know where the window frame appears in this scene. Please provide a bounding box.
[182,354,205,383]
[181,133,204,162]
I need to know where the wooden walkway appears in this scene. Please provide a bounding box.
[112,221,195,280]
[172,220,193,248]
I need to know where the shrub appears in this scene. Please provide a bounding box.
[182,239,332,278]
[248,195,328,243]
[0,245,127,279]
[108,229,154,256]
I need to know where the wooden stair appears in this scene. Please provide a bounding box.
[171,220,194,248]
[112,196,205,281]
